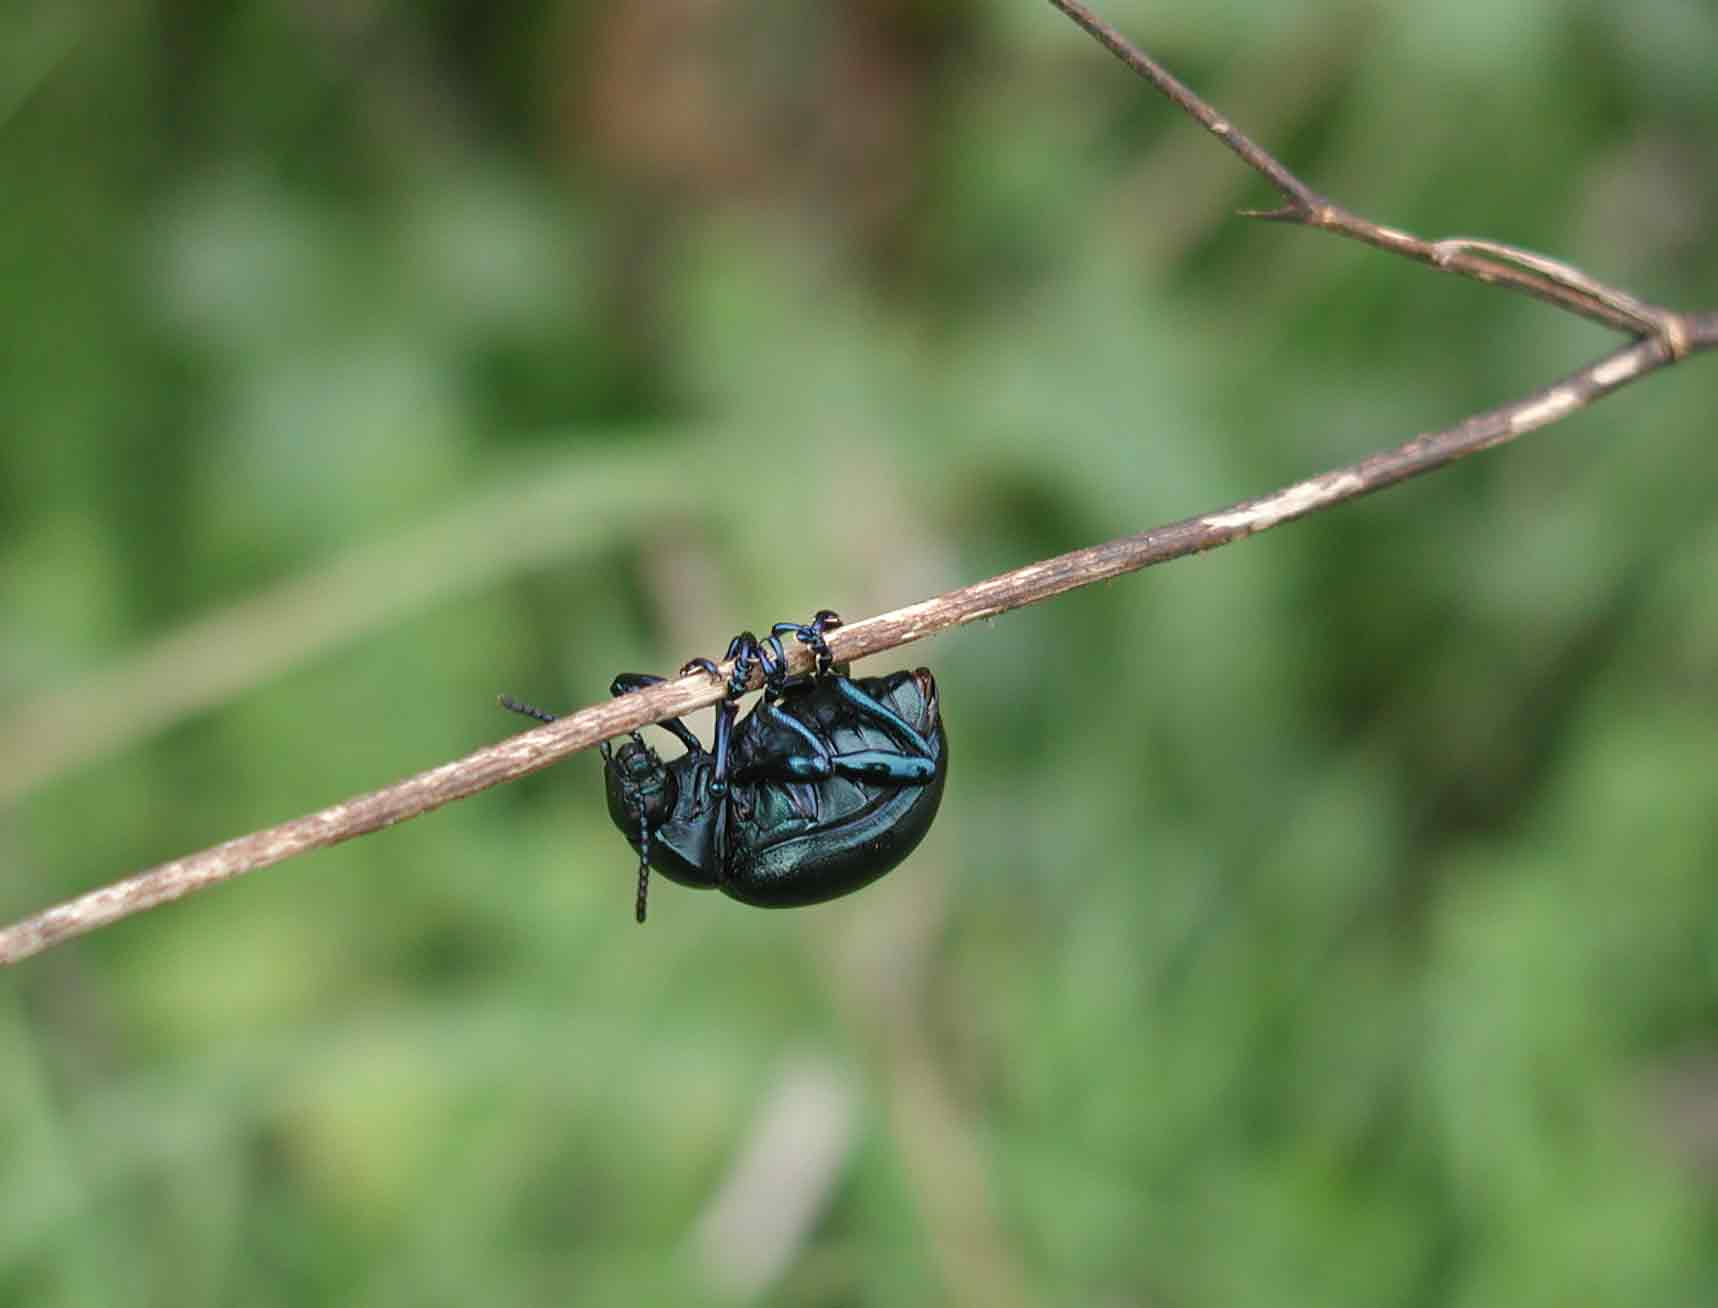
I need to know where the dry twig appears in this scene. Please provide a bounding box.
[4,1,1713,966]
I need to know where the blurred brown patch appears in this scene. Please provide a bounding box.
[556,0,973,258]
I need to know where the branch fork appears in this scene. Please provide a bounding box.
[3,1,1712,966]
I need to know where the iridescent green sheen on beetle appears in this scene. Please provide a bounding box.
[503,612,947,922]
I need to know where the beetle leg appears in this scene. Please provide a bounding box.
[733,701,836,782]
[700,631,758,797]
[681,631,764,698]
[609,672,704,755]
[700,700,741,878]
[726,632,763,699]
[709,695,741,796]
[829,748,937,784]
[673,630,766,890]
[817,673,940,785]
[757,634,790,699]
[703,631,769,877]
[732,692,936,786]
[826,674,935,753]
[771,609,843,679]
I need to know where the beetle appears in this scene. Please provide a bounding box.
[501,611,947,922]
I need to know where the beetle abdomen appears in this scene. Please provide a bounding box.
[720,669,947,907]
[721,757,946,906]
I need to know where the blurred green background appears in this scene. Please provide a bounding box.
[4,1,1717,1303]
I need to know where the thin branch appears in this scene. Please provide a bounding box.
[1045,0,1319,209]
[4,3,1713,965]
[1044,0,1689,345]
[0,441,711,805]
[7,328,1712,966]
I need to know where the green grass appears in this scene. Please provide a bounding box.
[4,2,1717,1304]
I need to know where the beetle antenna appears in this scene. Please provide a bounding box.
[635,818,651,924]
[499,694,559,724]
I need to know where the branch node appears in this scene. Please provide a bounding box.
[1660,313,1693,363]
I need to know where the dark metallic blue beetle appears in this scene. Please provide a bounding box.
[502,611,947,922]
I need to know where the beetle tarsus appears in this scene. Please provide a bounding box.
[771,609,842,679]
[758,634,803,699]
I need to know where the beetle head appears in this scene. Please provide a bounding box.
[603,736,675,833]
[601,736,677,923]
